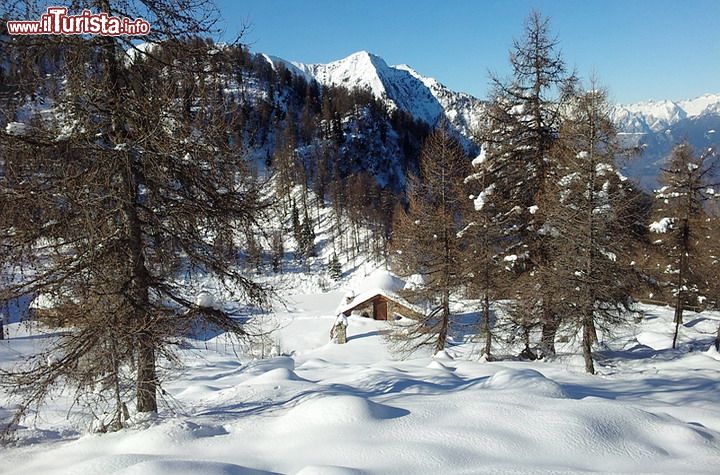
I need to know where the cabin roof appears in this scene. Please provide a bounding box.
[337,287,425,317]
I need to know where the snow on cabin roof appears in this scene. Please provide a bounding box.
[337,269,425,314]
[30,293,58,310]
[336,287,426,317]
[353,269,406,295]
[337,270,426,317]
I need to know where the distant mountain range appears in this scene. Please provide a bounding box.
[263,51,719,190]
[612,95,720,189]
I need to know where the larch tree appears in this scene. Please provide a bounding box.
[546,84,642,373]
[478,10,575,357]
[649,142,718,349]
[0,0,268,433]
[389,126,471,354]
[462,146,509,359]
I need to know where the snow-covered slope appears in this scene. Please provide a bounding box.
[264,51,484,147]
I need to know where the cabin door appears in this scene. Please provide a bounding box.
[373,300,388,320]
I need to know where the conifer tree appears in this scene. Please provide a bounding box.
[463,146,508,359]
[546,85,642,373]
[271,231,285,274]
[390,127,471,354]
[0,0,268,432]
[649,142,718,348]
[478,10,575,356]
[328,253,342,281]
[302,209,317,258]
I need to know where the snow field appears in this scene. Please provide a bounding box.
[2,297,720,474]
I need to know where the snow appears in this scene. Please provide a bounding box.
[433,349,455,360]
[2,189,720,474]
[124,42,160,65]
[679,93,720,117]
[2,298,720,474]
[403,273,425,291]
[4,121,29,136]
[29,293,57,310]
[473,184,495,211]
[650,217,674,233]
[455,221,476,238]
[595,162,614,176]
[351,269,405,295]
[333,314,348,327]
[600,249,617,262]
[471,146,487,167]
[195,291,222,310]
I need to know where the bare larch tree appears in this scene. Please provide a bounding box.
[0,0,268,433]
[649,142,718,349]
[546,84,643,373]
[478,10,575,356]
[389,127,471,354]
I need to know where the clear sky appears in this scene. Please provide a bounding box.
[215,0,719,104]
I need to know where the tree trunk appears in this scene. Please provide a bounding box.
[482,293,492,358]
[136,331,157,413]
[124,161,156,412]
[435,292,450,353]
[582,315,595,374]
[97,0,158,414]
[587,317,598,346]
[672,218,690,349]
[540,305,558,357]
[672,303,683,349]
[715,323,720,352]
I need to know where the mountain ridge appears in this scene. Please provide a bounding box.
[262,51,484,149]
[261,50,719,190]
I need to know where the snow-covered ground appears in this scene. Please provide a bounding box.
[1,287,720,474]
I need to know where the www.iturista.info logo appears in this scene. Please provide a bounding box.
[6,7,151,36]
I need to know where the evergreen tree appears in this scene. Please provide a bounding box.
[328,253,343,281]
[271,231,285,274]
[291,200,303,251]
[246,232,263,274]
[463,146,509,359]
[301,210,317,258]
[274,105,298,203]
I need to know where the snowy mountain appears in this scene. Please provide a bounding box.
[263,51,484,148]
[263,51,719,190]
[612,93,720,133]
[612,94,720,189]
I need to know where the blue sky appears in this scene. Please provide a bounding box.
[215,0,719,104]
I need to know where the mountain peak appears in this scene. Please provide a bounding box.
[343,50,382,62]
[263,51,484,150]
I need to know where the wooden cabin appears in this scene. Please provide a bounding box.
[340,291,421,321]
